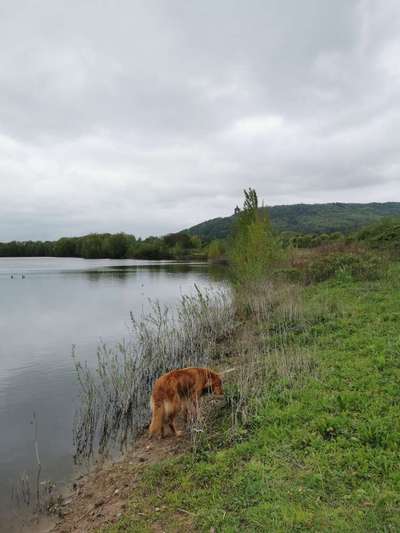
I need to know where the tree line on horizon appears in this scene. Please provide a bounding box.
[1,201,399,261]
[0,231,205,260]
[185,201,400,241]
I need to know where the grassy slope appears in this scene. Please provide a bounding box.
[106,266,400,532]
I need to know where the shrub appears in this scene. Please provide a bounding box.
[229,189,282,285]
[357,217,400,256]
[299,249,384,284]
[207,239,227,263]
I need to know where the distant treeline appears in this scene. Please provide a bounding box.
[0,232,206,260]
[2,216,399,261]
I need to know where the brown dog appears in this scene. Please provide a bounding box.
[149,367,223,438]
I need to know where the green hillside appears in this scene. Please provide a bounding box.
[185,202,400,240]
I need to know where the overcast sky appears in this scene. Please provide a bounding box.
[1,0,400,240]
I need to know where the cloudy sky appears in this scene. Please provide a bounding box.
[1,0,399,240]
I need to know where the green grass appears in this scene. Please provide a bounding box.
[105,265,400,532]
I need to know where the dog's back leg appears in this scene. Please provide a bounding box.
[166,396,183,437]
[149,399,165,439]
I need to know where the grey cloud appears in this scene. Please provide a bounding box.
[0,0,400,240]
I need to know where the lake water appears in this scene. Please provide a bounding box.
[0,257,222,525]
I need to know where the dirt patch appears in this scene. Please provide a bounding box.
[51,423,191,532]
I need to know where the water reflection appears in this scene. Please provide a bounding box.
[75,262,226,283]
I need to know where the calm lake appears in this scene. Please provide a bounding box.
[0,257,223,523]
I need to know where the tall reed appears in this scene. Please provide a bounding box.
[73,286,236,460]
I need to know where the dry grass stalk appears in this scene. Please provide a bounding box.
[73,286,236,461]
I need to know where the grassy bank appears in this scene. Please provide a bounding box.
[104,264,400,532]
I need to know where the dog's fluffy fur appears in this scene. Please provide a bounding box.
[149,367,223,438]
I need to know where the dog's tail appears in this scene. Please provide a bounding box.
[219,367,236,376]
[149,396,165,436]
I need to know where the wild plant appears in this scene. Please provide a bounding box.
[73,286,236,461]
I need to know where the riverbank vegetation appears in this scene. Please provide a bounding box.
[105,264,399,532]
[101,193,399,532]
[53,189,399,531]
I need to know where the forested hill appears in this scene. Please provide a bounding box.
[184,202,400,240]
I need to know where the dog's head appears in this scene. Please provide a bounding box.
[208,371,224,396]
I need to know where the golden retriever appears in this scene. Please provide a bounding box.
[149,367,223,438]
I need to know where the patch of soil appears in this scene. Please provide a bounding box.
[51,425,191,532]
